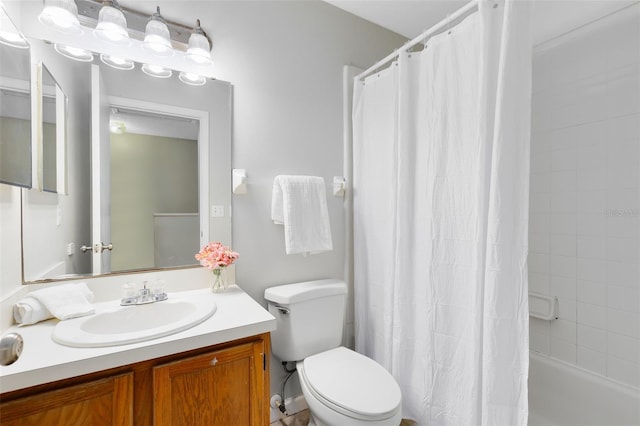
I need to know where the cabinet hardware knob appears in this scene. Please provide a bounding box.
[211,357,218,366]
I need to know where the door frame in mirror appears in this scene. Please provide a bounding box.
[105,95,210,270]
[36,61,68,195]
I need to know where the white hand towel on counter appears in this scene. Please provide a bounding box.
[271,175,333,255]
[19,282,95,323]
[13,297,52,326]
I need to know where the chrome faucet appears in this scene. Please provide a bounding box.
[121,281,168,306]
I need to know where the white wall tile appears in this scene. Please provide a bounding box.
[550,234,576,257]
[551,213,578,235]
[551,275,577,301]
[530,172,551,194]
[530,213,550,235]
[576,213,605,236]
[551,171,577,193]
[577,346,607,375]
[608,332,640,364]
[576,120,608,147]
[606,237,639,263]
[530,331,550,355]
[550,337,577,364]
[577,190,606,214]
[577,235,606,259]
[606,216,640,239]
[530,193,550,214]
[608,285,640,313]
[557,297,577,322]
[607,65,640,118]
[529,253,550,275]
[607,355,640,387]
[608,308,640,339]
[552,149,577,171]
[607,261,640,288]
[529,272,550,294]
[576,167,607,191]
[531,7,640,379]
[577,280,606,306]
[608,113,640,141]
[550,255,577,278]
[550,319,577,343]
[529,232,550,254]
[550,126,578,151]
[530,317,550,336]
[577,258,606,283]
[577,323,607,352]
[577,302,606,329]
[577,143,606,171]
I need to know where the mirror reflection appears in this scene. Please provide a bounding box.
[109,107,199,272]
[0,34,31,188]
[20,38,231,283]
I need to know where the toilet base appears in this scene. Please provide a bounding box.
[297,367,402,426]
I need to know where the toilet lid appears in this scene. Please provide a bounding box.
[301,347,401,420]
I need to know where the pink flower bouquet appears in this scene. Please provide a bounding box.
[195,242,239,291]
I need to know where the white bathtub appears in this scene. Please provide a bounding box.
[528,352,640,426]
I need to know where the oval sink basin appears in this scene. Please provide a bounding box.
[53,291,217,347]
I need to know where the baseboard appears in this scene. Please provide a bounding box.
[269,394,308,423]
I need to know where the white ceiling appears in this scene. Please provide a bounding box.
[324,0,638,46]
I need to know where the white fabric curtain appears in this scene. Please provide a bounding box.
[352,1,532,425]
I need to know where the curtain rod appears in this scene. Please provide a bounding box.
[356,0,480,81]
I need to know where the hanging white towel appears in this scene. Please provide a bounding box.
[271,175,333,255]
[19,282,95,322]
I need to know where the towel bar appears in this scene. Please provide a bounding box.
[529,293,558,321]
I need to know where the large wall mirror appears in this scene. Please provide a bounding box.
[0,6,32,189]
[13,35,231,283]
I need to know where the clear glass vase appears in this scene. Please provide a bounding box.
[211,267,228,292]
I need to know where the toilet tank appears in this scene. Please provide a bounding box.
[264,279,347,362]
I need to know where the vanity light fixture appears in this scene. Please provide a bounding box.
[141,63,172,78]
[178,71,206,86]
[54,43,94,62]
[100,53,134,70]
[143,6,174,57]
[38,0,83,35]
[93,0,130,46]
[186,20,212,65]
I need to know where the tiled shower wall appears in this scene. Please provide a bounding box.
[528,5,640,388]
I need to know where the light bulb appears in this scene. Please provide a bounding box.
[100,54,134,70]
[54,43,93,62]
[179,72,206,86]
[38,0,82,35]
[94,3,130,46]
[141,63,172,78]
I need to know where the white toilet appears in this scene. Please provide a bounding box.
[264,279,402,426]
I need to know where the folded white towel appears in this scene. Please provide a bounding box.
[13,297,52,326]
[24,282,95,322]
[271,175,333,255]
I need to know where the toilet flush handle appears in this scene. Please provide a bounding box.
[273,305,290,315]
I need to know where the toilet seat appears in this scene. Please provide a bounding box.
[299,347,402,421]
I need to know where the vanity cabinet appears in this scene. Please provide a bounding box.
[0,333,270,426]
[154,340,267,425]
[0,373,133,425]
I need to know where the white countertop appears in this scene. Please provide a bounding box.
[0,286,276,394]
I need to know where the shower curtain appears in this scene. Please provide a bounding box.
[352,1,532,425]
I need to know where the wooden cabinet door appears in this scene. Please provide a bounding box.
[153,340,266,426]
[0,373,133,426]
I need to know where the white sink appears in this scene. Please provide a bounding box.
[52,291,217,347]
